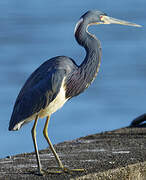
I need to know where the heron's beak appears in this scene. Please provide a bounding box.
[101,15,142,27]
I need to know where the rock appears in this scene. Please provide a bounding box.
[1,127,146,179]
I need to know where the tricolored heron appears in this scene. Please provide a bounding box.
[9,10,141,174]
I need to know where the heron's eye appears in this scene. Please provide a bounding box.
[100,15,104,22]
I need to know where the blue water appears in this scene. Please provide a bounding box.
[0,0,146,158]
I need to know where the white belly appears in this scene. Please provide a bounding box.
[39,80,68,118]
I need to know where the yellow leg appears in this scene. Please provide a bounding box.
[43,116,64,169]
[31,115,42,175]
[43,116,85,174]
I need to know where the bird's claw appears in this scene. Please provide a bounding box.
[40,167,85,174]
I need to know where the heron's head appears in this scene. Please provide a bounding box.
[82,10,141,27]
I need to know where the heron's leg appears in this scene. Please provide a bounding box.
[43,116,85,174]
[43,116,64,169]
[31,115,42,174]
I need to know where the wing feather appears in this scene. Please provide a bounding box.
[9,67,66,130]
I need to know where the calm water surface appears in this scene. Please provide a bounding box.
[0,0,146,158]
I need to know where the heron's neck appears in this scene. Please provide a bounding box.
[75,18,101,86]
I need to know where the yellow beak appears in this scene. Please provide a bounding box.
[101,15,142,27]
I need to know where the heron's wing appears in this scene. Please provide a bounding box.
[9,68,66,129]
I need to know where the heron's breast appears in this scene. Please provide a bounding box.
[39,80,68,118]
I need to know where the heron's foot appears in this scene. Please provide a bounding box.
[62,167,85,173]
[45,167,85,174]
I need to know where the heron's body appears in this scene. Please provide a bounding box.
[9,17,102,131]
[9,57,76,130]
[9,10,141,174]
[12,75,67,130]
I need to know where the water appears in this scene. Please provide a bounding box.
[0,0,146,158]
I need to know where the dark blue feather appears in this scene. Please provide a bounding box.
[9,56,77,130]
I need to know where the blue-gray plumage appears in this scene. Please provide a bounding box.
[9,57,77,130]
[9,10,141,174]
